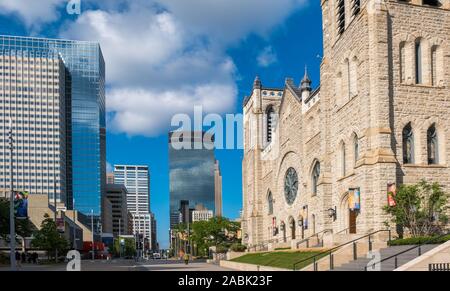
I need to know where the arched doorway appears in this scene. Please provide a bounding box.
[289,217,296,240]
[340,192,357,234]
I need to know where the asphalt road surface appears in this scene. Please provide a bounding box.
[0,259,232,271]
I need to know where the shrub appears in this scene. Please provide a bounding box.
[0,253,9,265]
[388,234,450,246]
[215,245,229,254]
[230,243,247,252]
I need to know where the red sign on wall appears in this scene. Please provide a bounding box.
[387,183,397,207]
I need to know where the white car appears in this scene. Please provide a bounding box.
[153,253,161,259]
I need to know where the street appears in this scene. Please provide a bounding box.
[0,259,232,271]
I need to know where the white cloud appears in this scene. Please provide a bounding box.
[3,0,308,136]
[0,0,65,29]
[107,84,236,136]
[257,46,278,67]
[157,0,308,44]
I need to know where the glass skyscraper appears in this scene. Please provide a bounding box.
[0,35,106,217]
[169,131,216,229]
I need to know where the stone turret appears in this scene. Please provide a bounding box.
[300,66,312,100]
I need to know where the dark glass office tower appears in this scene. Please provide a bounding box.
[169,132,216,229]
[0,35,106,217]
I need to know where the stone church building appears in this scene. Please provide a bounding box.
[242,0,449,250]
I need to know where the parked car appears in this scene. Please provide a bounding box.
[152,253,161,259]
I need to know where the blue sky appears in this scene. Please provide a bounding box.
[0,0,323,248]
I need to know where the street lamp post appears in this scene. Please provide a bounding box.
[54,178,58,263]
[72,198,77,250]
[118,218,121,258]
[8,119,16,271]
[91,209,95,261]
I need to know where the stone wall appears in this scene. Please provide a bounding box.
[242,0,450,249]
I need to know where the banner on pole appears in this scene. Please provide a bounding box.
[14,191,29,219]
[348,188,361,211]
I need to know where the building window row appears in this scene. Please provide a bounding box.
[402,122,441,165]
[336,0,361,37]
[336,56,358,107]
[400,38,443,86]
[339,133,360,178]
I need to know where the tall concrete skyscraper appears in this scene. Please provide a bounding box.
[0,35,105,218]
[113,165,154,248]
[214,160,223,217]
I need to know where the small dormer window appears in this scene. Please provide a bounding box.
[337,0,346,36]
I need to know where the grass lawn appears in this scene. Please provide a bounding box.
[231,251,326,270]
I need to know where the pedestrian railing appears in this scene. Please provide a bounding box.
[429,263,450,271]
[365,232,450,271]
[293,229,391,271]
[296,229,333,249]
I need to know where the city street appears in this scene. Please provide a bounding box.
[0,259,232,271]
[135,260,232,271]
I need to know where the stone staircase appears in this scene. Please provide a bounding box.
[331,244,438,271]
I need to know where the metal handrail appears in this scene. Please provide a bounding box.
[296,229,333,248]
[364,232,450,271]
[292,229,392,271]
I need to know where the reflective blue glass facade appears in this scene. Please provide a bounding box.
[169,132,216,228]
[0,35,106,216]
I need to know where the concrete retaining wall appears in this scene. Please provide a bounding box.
[395,241,450,271]
[219,260,290,271]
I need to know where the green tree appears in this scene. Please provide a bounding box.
[113,237,136,257]
[384,180,449,237]
[179,217,242,257]
[31,214,69,260]
[0,197,33,241]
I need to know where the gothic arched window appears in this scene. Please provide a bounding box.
[350,57,358,97]
[415,39,423,84]
[353,134,359,165]
[266,106,275,143]
[427,124,438,165]
[267,191,274,215]
[340,142,346,177]
[400,42,406,83]
[403,123,414,164]
[312,162,320,196]
[431,45,438,86]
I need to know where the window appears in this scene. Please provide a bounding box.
[267,191,274,215]
[345,58,351,100]
[312,162,320,195]
[400,42,406,83]
[352,0,361,16]
[353,134,359,165]
[337,0,346,36]
[340,142,346,177]
[431,45,438,86]
[427,124,438,165]
[415,40,423,84]
[403,123,414,164]
[336,72,343,106]
[266,106,275,143]
[350,57,358,97]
